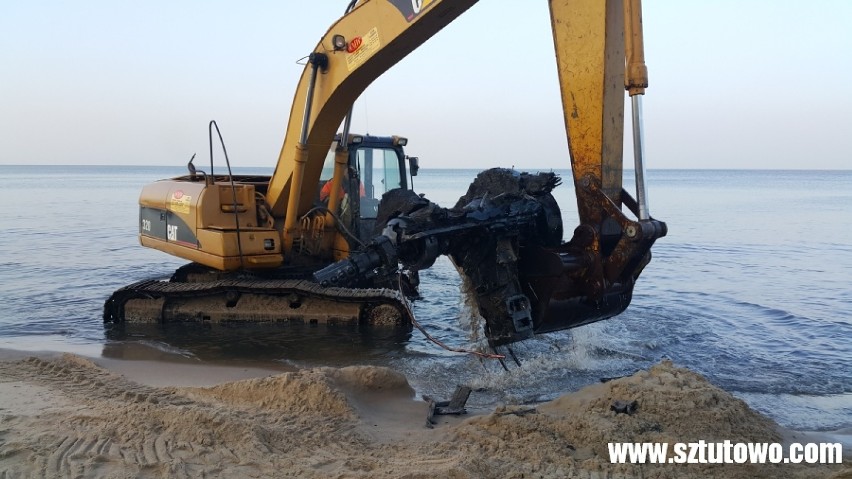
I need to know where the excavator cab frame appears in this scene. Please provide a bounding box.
[318,134,416,245]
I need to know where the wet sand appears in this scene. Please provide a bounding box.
[0,350,848,478]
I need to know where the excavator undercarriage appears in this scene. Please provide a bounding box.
[105,278,411,329]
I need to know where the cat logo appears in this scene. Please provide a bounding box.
[167,224,179,241]
[388,0,434,22]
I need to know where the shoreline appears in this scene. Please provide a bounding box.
[0,346,848,478]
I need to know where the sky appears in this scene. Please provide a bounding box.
[1,0,851,169]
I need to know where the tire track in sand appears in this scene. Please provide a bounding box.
[0,354,381,478]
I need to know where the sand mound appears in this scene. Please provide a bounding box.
[183,365,413,420]
[186,369,356,418]
[0,355,847,478]
[541,360,782,446]
[452,360,811,477]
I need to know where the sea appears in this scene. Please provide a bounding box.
[0,165,850,434]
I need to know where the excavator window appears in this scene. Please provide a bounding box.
[355,147,403,218]
[319,148,336,183]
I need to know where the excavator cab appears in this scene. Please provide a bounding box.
[319,134,417,244]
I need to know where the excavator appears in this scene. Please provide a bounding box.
[104,0,667,350]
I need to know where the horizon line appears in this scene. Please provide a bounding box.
[1,164,851,172]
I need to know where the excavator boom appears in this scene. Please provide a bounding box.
[266,1,474,216]
[268,0,639,238]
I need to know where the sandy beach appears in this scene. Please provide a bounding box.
[0,350,848,478]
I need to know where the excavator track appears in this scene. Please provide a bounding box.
[104,278,414,331]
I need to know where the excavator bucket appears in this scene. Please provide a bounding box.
[447,170,667,347]
[313,168,666,348]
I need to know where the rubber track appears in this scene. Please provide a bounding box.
[104,278,414,324]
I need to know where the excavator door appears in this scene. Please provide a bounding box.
[319,134,414,244]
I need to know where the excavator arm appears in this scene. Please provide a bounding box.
[266,0,653,253]
[308,0,667,346]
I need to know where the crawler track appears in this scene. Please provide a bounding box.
[104,278,413,330]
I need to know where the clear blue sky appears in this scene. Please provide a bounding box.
[1,1,850,169]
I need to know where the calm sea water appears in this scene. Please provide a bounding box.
[0,166,850,432]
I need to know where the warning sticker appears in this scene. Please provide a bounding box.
[168,191,192,215]
[345,27,381,72]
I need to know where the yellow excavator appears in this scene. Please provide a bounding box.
[104,0,666,349]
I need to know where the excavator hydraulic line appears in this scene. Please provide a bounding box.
[328,98,356,226]
[324,146,349,233]
[284,53,329,254]
[336,0,357,150]
[630,94,650,220]
[623,0,648,96]
[339,109,354,149]
[624,0,651,219]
